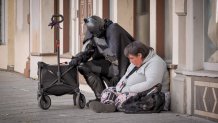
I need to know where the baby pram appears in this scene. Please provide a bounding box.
[37,15,86,110]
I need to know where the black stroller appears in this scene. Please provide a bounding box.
[37,15,86,110]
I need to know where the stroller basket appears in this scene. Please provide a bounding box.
[38,62,79,96]
[37,62,86,110]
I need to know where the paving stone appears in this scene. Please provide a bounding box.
[0,71,216,123]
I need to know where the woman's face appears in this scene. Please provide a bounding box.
[128,53,144,67]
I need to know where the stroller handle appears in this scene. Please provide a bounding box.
[48,14,64,29]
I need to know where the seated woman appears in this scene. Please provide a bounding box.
[89,41,169,113]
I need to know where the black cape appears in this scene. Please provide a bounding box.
[84,23,135,79]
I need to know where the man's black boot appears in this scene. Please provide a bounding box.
[89,101,116,113]
[78,64,105,107]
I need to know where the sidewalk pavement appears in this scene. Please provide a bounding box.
[0,70,216,123]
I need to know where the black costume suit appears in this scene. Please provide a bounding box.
[71,19,134,99]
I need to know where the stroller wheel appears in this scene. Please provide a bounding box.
[76,93,86,109]
[37,91,41,100]
[73,94,77,106]
[38,95,51,110]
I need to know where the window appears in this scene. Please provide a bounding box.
[204,0,218,71]
[0,0,5,45]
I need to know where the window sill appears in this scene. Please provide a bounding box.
[31,52,57,56]
[175,69,218,78]
[60,52,73,59]
[30,52,73,59]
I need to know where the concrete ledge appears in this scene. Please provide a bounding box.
[175,69,218,78]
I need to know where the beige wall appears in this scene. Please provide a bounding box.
[0,0,8,69]
[0,46,8,69]
[41,0,54,53]
[14,0,30,73]
[7,0,15,66]
[136,15,149,45]
[186,0,204,71]
[30,0,54,54]
[164,0,173,63]
[30,0,40,53]
[0,0,15,70]
[71,0,80,56]
[109,0,118,22]
[150,0,156,50]
[29,0,55,78]
[117,0,134,36]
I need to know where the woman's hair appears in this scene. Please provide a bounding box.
[124,41,152,58]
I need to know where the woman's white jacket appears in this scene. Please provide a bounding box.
[116,50,169,93]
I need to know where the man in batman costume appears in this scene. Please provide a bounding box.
[69,15,134,103]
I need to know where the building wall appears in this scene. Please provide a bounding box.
[172,71,218,121]
[30,0,54,54]
[0,45,7,69]
[40,0,54,54]
[117,0,134,36]
[7,0,15,68]
[70,0,80,56]
[150,0,156,51]
[171,0,218,121]
[172,0,179,65]
[193,76,218,120]
[30,0,40,53]
[0,0,16,70]
[0,0,8,70]
[29,0,55,78]
[93,0,103,17]
[164,0,173,63]
[14,0,30,74]
[109,0,117,22]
